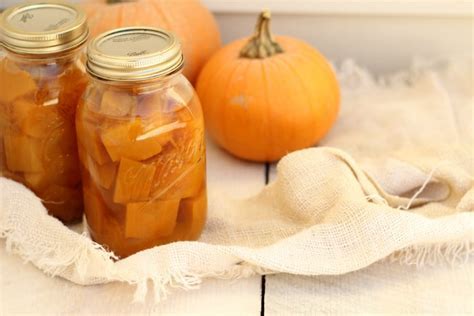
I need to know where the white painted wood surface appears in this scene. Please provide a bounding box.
[1,139,473,314]
[265,261,474,315]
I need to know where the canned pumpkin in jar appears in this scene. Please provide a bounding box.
[0,2,89,223]
[77,27,207,257]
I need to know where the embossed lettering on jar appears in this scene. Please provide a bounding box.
[0,2,89,223]
[78,27,207,258]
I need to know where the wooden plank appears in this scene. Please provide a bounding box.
[206,138,267,199]
[264,260,474,314]
[0,139,265,314]
[0,242,262,315]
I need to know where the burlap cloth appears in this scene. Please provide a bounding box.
[1,58,473,302]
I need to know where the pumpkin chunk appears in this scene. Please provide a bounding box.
[21,105,62,138]
[79,146,117,189]
[89,159,117,190]
[140,119,182,147]
[136,92,163,118]
[23,172,45,190]
[83,185,108,234]
[24,165,81,190]
[101,119,163,162]
[100,90,136,117]
[113,158,156,203]
[175,190,207,240]
[3,132,43,172]
[0,60,37,104]
[76,113,110,165]
[125,199,180,239]
[42,125,77,162]
[10,99,35,126]
[150,126,205,197]
[0,137,7,173]
[39,125,81,186]
[153,159,205,200]
[173,105,195,123]
[58,67,89,122]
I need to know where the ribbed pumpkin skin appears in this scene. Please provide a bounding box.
[196,36,340,162]
[81,0,221,83]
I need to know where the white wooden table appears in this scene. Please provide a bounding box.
[1,139,473,315]
[0,0,472,313]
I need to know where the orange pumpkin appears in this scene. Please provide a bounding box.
[81,0,221,83]
[196,11,340,162]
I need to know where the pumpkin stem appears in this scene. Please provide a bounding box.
[239,11,283,59]
[107,0,124,4]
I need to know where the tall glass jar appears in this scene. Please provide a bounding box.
[0,2,89,223]
[77,27,207,258]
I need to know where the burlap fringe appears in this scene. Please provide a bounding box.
[387,240,474,267]
[132,262,271,303]
[131,240,474,303]
[1,226,116,282]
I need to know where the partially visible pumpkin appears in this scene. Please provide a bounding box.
[196,11,340,162]
[81,0,221,83]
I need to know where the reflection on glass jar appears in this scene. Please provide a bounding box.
[0,2,89,223]
[77,27,207,258]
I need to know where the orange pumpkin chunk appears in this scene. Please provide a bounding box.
[150,126,205,198]
[101,119,163,162]
[175,190,207,240]
[136,92,163,118]
[40,126,81,186]
[10,99,35,126]
[0,60,37,104]
[76,114,110,165]
[154,159,205,200]
[83,185,107,234]
[42,125,77,162]
[125,199,180,239]
[0,137,7,173]
[21,106,62,138]
[79,147,117,189]
[100,90,136,117]
[24,166,81,190]
[57,67,89,122]
[113,158,156,203]
[23,172,45,190]
[173,105,195,123]
[89,160,117,190]
[3,132,43,172]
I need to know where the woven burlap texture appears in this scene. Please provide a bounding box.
[1,59,473,302]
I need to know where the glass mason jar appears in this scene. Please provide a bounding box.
[0,2,89,223]
[77,27,207,258]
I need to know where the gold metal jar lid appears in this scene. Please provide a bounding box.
[86,27,184,82]
[0,1,88,55]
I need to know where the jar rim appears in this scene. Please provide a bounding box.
[0,1,89,55]
[86,27,184,82]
